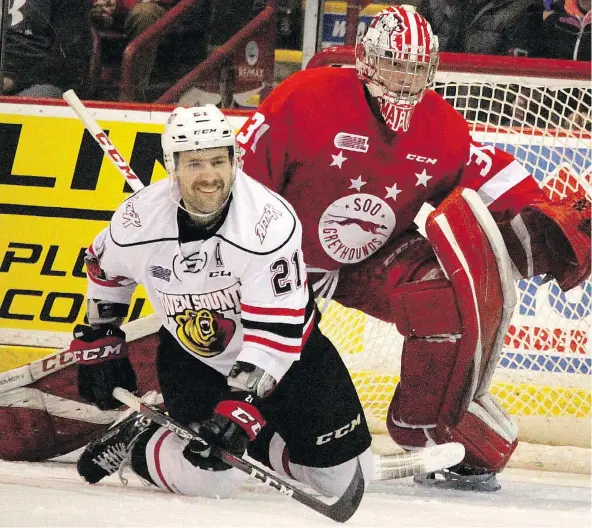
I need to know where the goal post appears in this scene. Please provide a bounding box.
[308,48,591,471]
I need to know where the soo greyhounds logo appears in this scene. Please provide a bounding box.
[318,194,396,263]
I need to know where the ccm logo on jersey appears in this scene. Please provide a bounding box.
[406,153,437,164]
[315,414,362,445]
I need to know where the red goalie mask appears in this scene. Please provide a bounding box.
[356,5,439,133]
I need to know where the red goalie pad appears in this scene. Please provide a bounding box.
[0,331,160,461]
[388,188,518,472]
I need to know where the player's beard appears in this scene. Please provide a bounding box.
[170,175,233,227]
[184,179,229,216]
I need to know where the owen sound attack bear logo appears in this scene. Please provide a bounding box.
[175,308,236,357]
[156,283,241,357]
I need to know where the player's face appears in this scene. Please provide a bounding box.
[376,56,430,98]
[176,147,233,216]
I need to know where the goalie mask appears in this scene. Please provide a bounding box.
[162,105,240,222]
[356,4,439,133]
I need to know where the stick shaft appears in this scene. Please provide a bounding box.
[62,89,144,192]
[112,387,365,523]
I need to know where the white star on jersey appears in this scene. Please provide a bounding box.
[330,151,348,169]
[385,183,402,201]
[415,169,433,187]
[349,175,366,191]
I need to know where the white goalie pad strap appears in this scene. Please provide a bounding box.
[509,213,534,278]
[467,394,518,444]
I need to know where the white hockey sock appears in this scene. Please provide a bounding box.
[267,432,374,497]
[143,427,248,497]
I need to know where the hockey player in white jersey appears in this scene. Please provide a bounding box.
[70,105,374,500]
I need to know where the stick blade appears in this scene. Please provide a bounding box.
[318,459,365,523]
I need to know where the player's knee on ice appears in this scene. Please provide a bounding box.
[143,428,248,497]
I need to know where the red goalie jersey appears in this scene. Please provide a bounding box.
[238,67,590,293]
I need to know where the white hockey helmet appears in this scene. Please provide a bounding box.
[162,104,238,173]
[356,4,439,132]
[161,105,240,220]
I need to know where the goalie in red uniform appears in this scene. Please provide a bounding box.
[237,4,591,490]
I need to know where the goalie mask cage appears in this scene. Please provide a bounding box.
[308,49,591,473]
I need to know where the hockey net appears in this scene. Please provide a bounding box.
[308,50,591,470]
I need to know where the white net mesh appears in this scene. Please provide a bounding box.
[313,53,591,447]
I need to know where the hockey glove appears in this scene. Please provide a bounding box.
[70,324,137,410]
[183,391,266,471]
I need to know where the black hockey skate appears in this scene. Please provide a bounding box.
[77,410,153,484]
[413,463,501,492]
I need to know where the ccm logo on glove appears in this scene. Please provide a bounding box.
[215,399,265,440]
[70,334,128,364]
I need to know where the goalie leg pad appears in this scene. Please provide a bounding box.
[388,392,518,473]
[389,336,463,427]
[436,395,518,472]
[387,188,518,473]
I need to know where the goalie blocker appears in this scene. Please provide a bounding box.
[387,188,518,476]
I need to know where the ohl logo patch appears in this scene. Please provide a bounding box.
[318,193,396,264]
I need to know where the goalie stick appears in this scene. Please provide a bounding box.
[113,388,466,522]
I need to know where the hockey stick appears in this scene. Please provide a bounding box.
[62,89,144,192]
[112,387,364,523]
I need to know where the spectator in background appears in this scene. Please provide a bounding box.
[276,0,303,50]
[414,0,541,55]
[2,0,92,97]
[179,0,271,107]
[91,0,209,101]
[511,0,591,60]
[510,0,591,129]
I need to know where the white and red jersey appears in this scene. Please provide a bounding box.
[86,172,315,383]
[238,67,549,271]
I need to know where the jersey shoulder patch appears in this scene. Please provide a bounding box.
[218,170,299,254]
[109,179,178,247]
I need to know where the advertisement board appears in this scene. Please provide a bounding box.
[320,1,385,48]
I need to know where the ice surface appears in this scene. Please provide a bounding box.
[0,459,589,527]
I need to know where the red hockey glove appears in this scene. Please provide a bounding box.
[183,391,266,471]
[70,324,137,410]
[525,194,591,291]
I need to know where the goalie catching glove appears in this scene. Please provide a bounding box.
[184,362,271,471]
[69,324,137,410]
